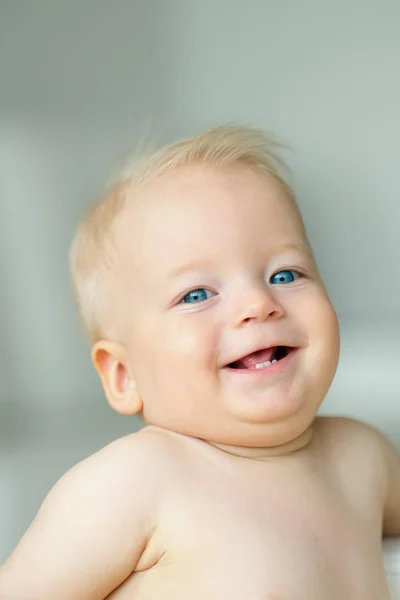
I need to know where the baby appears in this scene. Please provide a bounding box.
[1,125,399,599]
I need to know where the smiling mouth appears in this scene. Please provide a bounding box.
[226,346,296,370]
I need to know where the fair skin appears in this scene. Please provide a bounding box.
[99,164,340,451]
[1,164,400,599]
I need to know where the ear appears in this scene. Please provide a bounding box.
[91,340,143,415]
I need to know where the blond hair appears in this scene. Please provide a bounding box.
[69,124,295,344]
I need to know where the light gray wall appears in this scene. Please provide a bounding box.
[1,0,399,562]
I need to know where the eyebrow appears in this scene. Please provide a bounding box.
[167,243,312,279]
[167,259,217,279]
[276,243,313,258]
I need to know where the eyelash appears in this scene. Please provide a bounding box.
[179,288,217,305]
[177,269,304,305]
[269,268,303,285]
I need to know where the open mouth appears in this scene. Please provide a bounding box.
[226,346,296,370]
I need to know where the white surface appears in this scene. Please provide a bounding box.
[387,576,400,600]
[384,539,400,575]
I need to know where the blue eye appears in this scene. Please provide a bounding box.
[270,270,299,285]
[182,288,214,304]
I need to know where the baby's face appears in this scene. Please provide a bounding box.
[114,165,339,447]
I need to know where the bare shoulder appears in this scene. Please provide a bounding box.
[0,425,182,599]
[313,415,392,496]
[313,417,400,535]
[57,423,198,502]
[313,415,390,453]
[70,424,183,483]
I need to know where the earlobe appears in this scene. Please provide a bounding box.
[91,341,143,415]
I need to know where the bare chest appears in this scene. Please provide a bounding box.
[118,463,388,600]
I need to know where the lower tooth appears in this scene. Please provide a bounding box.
[255,360,272,369]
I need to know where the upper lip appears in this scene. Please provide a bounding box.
[223,342,298,368]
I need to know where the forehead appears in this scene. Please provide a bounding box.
[115,165,307,276]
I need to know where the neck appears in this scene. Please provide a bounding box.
[207,424,314,461]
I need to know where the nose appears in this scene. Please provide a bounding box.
[232,283,284,327]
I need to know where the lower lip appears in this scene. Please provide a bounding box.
[223,348,298,378]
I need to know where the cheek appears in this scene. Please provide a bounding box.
[137,316,218,389]
[307,296,340,373]
[294,290,340,357]
[162,318,218,369]
[138,318,219,424]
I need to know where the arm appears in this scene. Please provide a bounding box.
[0,435,156,599]
[383,435,400,536]
[321,416,400,537]
[345,418,400,537]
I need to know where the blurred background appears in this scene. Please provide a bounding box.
[0,0,399,563]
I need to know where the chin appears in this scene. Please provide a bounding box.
[206,413,315,449]
[227,386,313,426]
